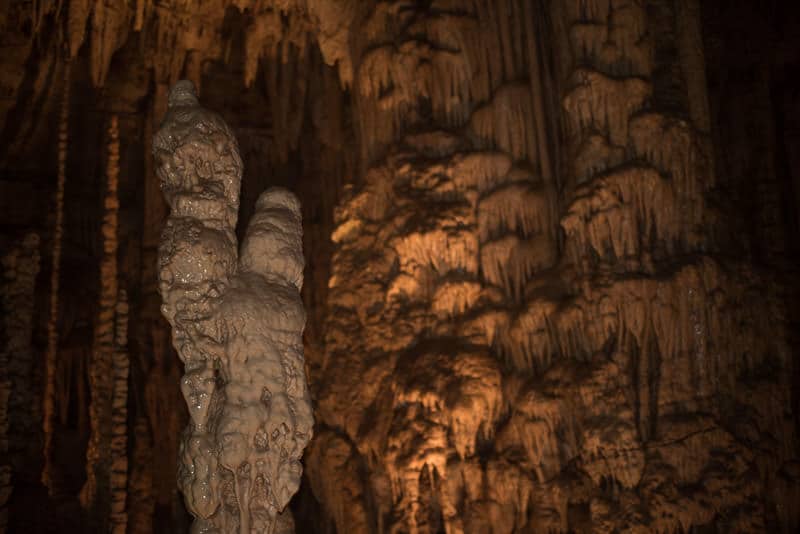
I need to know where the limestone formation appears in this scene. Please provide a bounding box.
[0,233,40,533]
[0,1,798,532]
[110,288,129,534]
[42,62,70,494]
[310,2,800,533]
[155,80,312,533]
[81,114,121,531]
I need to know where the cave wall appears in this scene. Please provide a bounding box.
[0,0,798,532]
[310,1,800,532]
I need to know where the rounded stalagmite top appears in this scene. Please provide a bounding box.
[167,80,200,108]
[255,187,302,217]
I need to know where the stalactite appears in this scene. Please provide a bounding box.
[81,114,120,531]
[470,83,537,163]
[89,0,132,87]
[42,60,70,495]
[67,0,91,58]
[306,0,357,86]
[110,288,128,534]
[261,41,312,162]
[0,233,40,534]
[133,0,146,31]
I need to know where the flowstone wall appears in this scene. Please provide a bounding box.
[308,2,800,533]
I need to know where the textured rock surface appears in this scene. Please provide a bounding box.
[110,288,129,534]
[0,0,798,532]
[307,2,800,533]
[80,113,121,531]
[155,80,312,533]
[0,233,40,533]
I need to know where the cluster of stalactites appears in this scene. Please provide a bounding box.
[156,80,312,533]
[352,1,559,167]
[312,2,567,531]
[33,0,334,86]
[311,0,799,532]
[23,0,346,171]
[25,0,566,168]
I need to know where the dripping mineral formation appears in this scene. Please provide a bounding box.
[154,80,312,533]
[0,0,799,532]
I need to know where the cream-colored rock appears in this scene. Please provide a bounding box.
[156,80,312,533]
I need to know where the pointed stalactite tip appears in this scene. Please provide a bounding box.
[167,80,199,108]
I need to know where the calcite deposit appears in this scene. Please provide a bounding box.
[310,2,800,533]
[155,80,312,533]
[0,0,798,532]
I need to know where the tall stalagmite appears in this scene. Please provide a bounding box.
[110,288,129,534]
[81,114,120,531]
[42,61,70,495]
[155,80,313,533]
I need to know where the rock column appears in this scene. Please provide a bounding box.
[154,80,312,533]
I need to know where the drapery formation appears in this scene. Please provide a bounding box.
[308,1,799,532]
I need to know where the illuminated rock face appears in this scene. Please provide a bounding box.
[155,80,312,533]
[308,2,800,533]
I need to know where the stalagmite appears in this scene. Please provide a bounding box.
[110,289,129,534]
[81,114,120,531]
[154,80,312,533]
[128,416,155,534]
[0,233,40,533]
[42,61,70,495]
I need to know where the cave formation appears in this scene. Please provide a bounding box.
[1,0,800,533]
